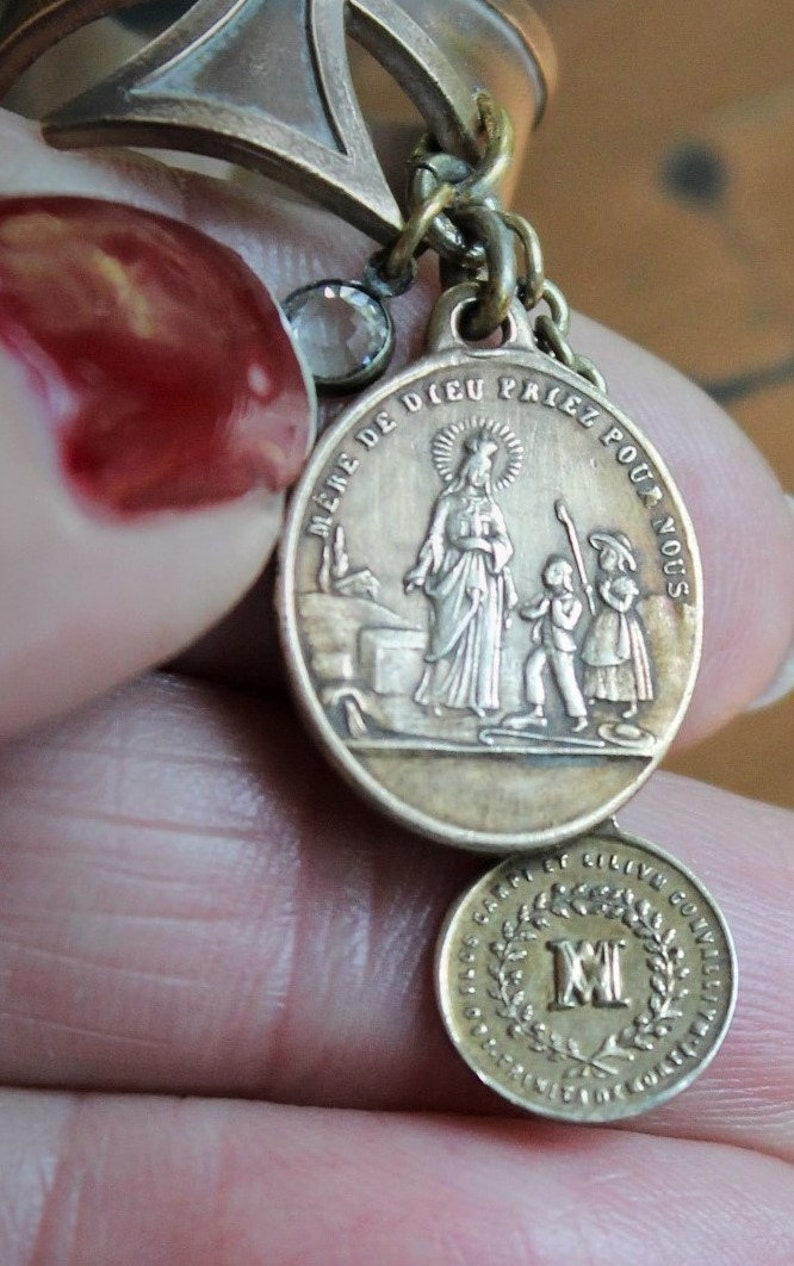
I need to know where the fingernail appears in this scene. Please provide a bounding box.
[747,494,794,710]
[748,644,794,710]
[0,196,314,516]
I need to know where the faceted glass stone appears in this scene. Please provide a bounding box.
[283,281,393,393]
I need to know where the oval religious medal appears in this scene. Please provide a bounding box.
[278,289,702,851]
[435,825,737,1122]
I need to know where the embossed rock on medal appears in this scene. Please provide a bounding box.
[435,825,736,1122]
[278,290,702,851]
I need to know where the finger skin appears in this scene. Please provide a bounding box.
[2,1089,793,1266]
[0,354,283,737]
[0,111,435,735]
[0,115,314,737]
[572,314,794,743]
[0,675,792,1161]
[0,87,790,1266]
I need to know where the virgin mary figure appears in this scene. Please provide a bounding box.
[404,429,517,717]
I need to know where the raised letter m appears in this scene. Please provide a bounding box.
[547,939,630,1010]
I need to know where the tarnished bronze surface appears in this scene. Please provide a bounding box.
[436,826,736,1122]
[278,291,702,851]
[0,0,555,240]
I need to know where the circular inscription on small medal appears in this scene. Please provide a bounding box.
[278,343,702,850]
[436,830,736,1123]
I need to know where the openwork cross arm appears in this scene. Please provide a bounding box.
[0,0,555,240]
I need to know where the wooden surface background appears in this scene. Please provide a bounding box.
[517,0,793,807]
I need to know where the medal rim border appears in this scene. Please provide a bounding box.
[277,342,704,853]
[434,826,738,1123]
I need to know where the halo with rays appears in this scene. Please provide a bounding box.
[430,417,524,491]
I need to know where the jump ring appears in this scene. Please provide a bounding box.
[538,279,571,336]
[572,354,608,394]
[501,211,546,309]
[467,93,514,200]
[452,203,518,340]
[408,151,486,264]
[534,313,576,367]
[384,181,457,278]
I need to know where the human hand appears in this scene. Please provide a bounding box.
[404,565,427,593]
[519,594,549,620]
[0,112,793,1266]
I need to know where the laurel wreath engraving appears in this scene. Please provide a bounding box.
[488,882,690,1079]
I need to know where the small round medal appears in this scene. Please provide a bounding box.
[436,827,736,1122]
[278,292,702,851]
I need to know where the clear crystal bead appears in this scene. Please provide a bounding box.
[283,281,393,393]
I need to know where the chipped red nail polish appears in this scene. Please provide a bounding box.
[0,196,313,515]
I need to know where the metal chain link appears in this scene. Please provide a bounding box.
[367,91,606,391]
[532,281,608,393]
[500,211,544,309]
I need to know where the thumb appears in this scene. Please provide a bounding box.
[0,115,328,737]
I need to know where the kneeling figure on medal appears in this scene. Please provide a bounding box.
[508,554,588,733]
